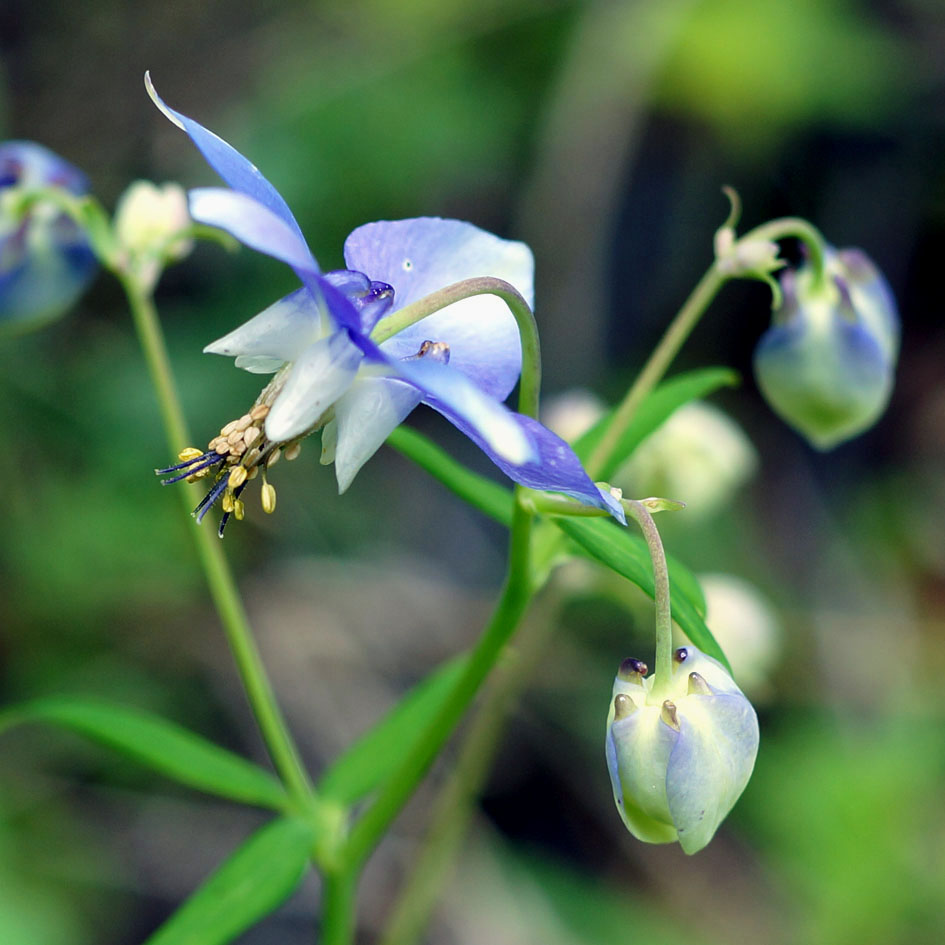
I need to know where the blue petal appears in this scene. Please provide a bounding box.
[345,218,531,400]
[146,74,305,242]
[188,188,317,274]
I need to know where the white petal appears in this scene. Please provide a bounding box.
[204,288,325,363]
[345,218,533,399]
[264,332,364,443]
[331,376,423,493]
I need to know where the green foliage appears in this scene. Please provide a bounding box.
[574,366,740,480]
[0,697,287,810]
[143,817,315,945]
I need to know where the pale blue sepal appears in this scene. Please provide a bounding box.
[332,376,424,493]
[665,692,760,854]
[188,188,317,274]
[264,332,364,443]
[204,287,324,364]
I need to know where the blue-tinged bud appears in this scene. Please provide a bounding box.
[0,141,97,333]
[605,645,759,854]
[753,247,899,449]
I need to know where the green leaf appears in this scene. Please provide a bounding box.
[143,817,315,945]
[318,653,469,804]
[575,367,740,480]
[555,517,728,670]
[386,425,513,526]
[0,697,287,810]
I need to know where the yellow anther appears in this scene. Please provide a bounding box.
[285,442,301,461]
[228,465,248,489]
[261,482,277,514]
[243,426,260,448]
[222,491,235,513]
[227,429,244,446]
[220,419,239,437]
[215,443,231,456]
[250,404,270,421]
[236,413,253,432]
[234,499,245,521]
[177,447,203,463]
[230,440,247,456]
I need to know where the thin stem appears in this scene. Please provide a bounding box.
[586,263,727,479]
[371,277,542,419]
[119,274,316,810]
[622,499,673,696]
[743,216,828,290]
[343,498,535,870]
[320,869,357,945]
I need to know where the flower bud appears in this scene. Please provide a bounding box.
[753,247,898,449]
[113,180,192,290]
[605,645,759,854]
[0,141,97,333]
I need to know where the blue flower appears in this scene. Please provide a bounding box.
[0,141,97,333]
[754,246,899,449]
[605,646,759,854]
[147,76,624,528]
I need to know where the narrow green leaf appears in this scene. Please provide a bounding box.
[555,517,728,670]
[0,697,287,810]
[386,426,513,526]
[318,653,469,804]
[143,817,315,945]
[575,367,740,479]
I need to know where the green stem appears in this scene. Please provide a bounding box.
[370,277,542,419]
[586,263,727,479]
[343,499,535,870]
[320,869,357,945]
[622,499,673,696]
[743,216,829,290]
[118,274,316,810]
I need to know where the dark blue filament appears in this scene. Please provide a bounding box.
[158,451,224,484]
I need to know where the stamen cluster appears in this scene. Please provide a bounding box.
[156,401,303,535]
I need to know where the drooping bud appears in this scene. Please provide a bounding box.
[605,644,759,854]
[0,141,97,333]
[753,246,898,449]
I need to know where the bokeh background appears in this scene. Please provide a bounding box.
[2,0,945,942]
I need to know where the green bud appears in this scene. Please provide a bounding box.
[605,645,759,854]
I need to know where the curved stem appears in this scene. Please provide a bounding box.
[370,277,542,419]
[343,498,535,870]
[622,500,673,697]
[119,274,316,810]
[742,216,829,291]
[586,263,727,479]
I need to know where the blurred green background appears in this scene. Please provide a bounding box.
[2,0,944,942]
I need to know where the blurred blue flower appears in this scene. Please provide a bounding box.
[754,246,898,449]
[148,76,623,524]
[0,141,97,333]
[605,646,759,854]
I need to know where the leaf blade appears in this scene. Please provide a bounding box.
[0,697,287,810]
[575,367,740,479]
[143,817,314,945]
